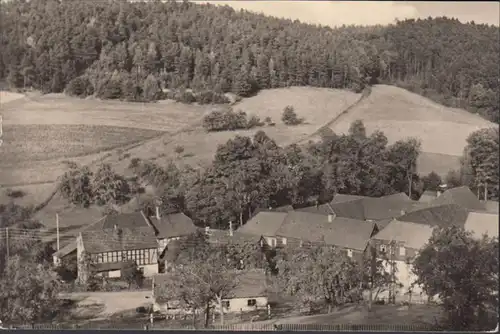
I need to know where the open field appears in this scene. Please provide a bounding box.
[329,85,496,156]
[0,91,26,105]
[1,124,163,166]
[0,92,206,189]
[105,87,362,174]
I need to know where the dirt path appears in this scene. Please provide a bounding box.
[61,291,152,320]
[294,86,372,145]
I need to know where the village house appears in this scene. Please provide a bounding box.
[397,203,470,228]
[152,269,268,315]
[297,192,417,222]
[418,190,438,203]
[76,226,159,283]
[370,219,435,298]
[430,186,486,211]
[53,211,152,267]
[238,210,377,261]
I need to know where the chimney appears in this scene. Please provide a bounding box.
[205,226,210,235]
[315,200,319,209]
[155,206,160,220]
[328,213,335,222]
[436,191,441,197]
[268,206,272,210]
[229,221,233,237]
[400,210,406,216]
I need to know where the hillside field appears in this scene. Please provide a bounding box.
[1,85,497,229]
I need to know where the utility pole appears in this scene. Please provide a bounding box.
[56,213,60,251]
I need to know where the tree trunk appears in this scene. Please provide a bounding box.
[239,211,243,227]
[204,302,210,328]
[328,304,332,314]
[217,296,224,326]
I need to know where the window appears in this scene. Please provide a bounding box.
[247,299,257,307]
[347,249,353,258]
[222,300,230,309]
[399,246,406,256]
[380,244,387,253]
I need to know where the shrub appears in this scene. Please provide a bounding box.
[174,145,185,155]
[203,108,266,132]
[5,188,26,199]
[281,105,303,125]
[247,114,264,129]
[66,76,94,97]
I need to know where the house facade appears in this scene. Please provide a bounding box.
[76,226,159,283]
[152,270,268,315]
[370,219,435,297]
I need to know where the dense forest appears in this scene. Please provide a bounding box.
[1,0,498,122]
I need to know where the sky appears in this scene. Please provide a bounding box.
[204,1,500,27]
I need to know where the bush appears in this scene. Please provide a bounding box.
[247,114,264,129]
[66,76,94,97]
[281,105,303,125]
[5,188,26,199]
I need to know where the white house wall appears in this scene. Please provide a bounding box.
[154,296,268,315]
[141,263,158,277]
[382,260,423,295]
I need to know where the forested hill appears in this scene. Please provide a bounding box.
[1,0,498,122]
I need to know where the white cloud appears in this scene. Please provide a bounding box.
[204,1,419,27]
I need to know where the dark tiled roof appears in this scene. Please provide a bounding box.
[295,203,334,215]
[431,186,485,211]
[149,213,198,239]
[276,211,375,251]
[93,212,152,231]
[329,200,366,220]
[397,203,470,228]
[362,197,413,221]
[81,227,157,253]
[419,190,438,203]
[238,212,288,237]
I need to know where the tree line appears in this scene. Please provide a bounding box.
[1,0,498,122]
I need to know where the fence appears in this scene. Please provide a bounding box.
[14,323,440,331]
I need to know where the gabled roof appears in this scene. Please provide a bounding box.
[295,203,334,215]
[250,205,293,219]
[372,220,435,250]
[149,213,198,239]
[91,212,152,231]
[53,241,78,258]
[328,192,416,221]
[329,200,366,220]
[483,201,499,214]
[331,194,369,204]
[275,211,375,251]
[238,211,288,237]
[208,229,262,244]
[80,227,157,253]
[464,212,499,239]
[419,190,438,203]
[397,203,469,228]
[431,186,485,211]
